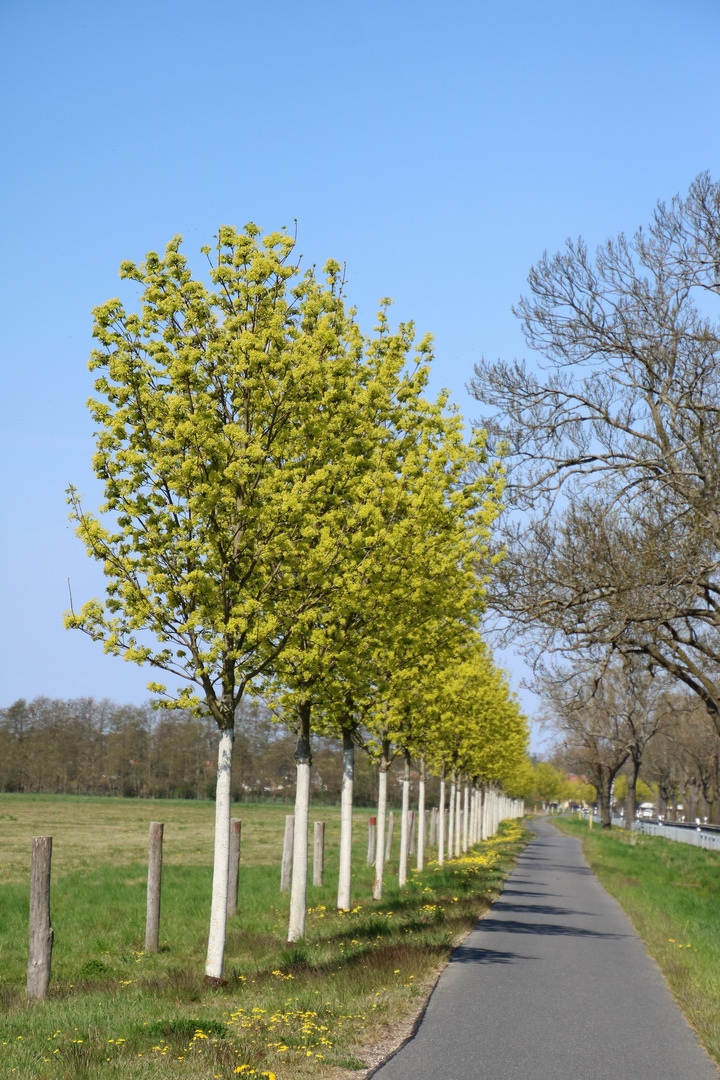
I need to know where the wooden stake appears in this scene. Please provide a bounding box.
[227,818,241,917]
[27,836,53,1001]
[367,816,376,866]
[408,809,416,855]
[385,810,394,860]
[313,821,325,886]
[280,815,294,892]
[145,821,163,953]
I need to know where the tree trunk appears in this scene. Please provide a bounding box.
[447,773,456,859]
[288,703,312,942]
[337,731,354,910]
[398,751,411,886]
[625,757,641,830]
[597,770,613,829]
[438,773,445,864]
[455,783,462,856]
[464,786,470,851]
[373,744,389,901]
[417,758,426,871]
[206,726,233,981]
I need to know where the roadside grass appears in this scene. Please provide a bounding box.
[554,816,720,1066]
[0,794,529,1079]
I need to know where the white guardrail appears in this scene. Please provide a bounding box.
[631,820,720,852]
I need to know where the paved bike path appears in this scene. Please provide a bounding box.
[373,818,718,1079]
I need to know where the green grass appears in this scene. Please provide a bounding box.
[0,794,529,1079]
[554,816,720,1066]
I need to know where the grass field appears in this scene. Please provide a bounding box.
[553,816,720,1067]
[0,794,529,1079]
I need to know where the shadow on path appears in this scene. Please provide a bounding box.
[450,944,537,965]
[478,916,625,939]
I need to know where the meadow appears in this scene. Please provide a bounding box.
[554,816,720,1067]
[0,793,529,1079]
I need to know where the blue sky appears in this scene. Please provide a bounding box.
[2,0,719,748]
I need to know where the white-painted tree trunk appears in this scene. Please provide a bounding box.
[373,756,388,901]
[288,736,311,942]
[336,732,354,910]
[455,783,462,857]
[205,726,233,980]
[438,776,446,865]
[398,752,411,886]
[417,759,426,871]
[462,784,469,853]
[447,773,456,861]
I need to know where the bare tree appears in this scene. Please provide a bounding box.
[540,656,669,827]
[471,172,720,730]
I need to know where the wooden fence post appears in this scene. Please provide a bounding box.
[145,822,163,953]
[313,821,325,886]
[385,810,394,860]
[280,815,294,892]
[367,816,376,866]
[27,836,53,1001]
[227,818,241,917]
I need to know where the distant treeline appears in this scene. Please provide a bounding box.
[0,697,426,806]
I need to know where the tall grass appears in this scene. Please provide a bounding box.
[554,816,720,1066]
[0,794,529,1079]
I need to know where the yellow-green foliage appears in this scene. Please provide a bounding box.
[532,762,570,803]
[613,775,655,803]
[420,639,529,783]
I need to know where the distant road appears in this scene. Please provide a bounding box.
[372,818,718,1080]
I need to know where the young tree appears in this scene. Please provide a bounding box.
[65,225,392,979]
[311,397,502,909]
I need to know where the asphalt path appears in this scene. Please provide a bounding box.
[372,818,718,1079]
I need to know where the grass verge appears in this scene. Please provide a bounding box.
[553,816,720,1067]
[1,794,529,1079]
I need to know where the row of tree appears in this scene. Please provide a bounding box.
[0,696,389,805]
[470,172,720,826]
[63,225,529,978]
